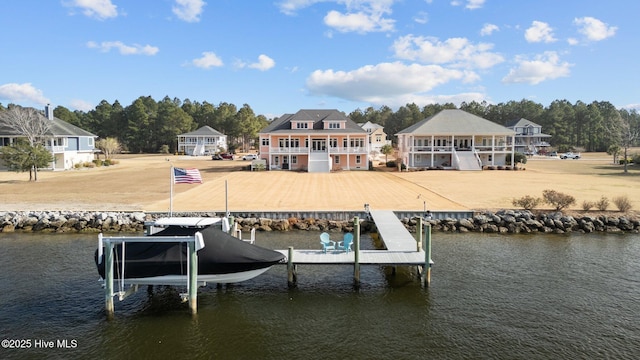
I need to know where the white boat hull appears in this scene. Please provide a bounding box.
[115,267,274,286]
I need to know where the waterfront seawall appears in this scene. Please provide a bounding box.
[0,210,638,234]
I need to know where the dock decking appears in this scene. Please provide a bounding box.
[277,213,433,287]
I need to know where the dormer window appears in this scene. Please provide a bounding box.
[296,122,309,129]
[328,122,340,129]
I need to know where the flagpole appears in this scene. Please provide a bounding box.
[170,165,174,217]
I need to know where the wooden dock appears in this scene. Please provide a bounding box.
[277,213,433,287]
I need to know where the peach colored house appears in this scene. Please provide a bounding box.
[259,109,370,172]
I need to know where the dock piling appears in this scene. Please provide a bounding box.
[287,246,296,287]
[422,223,432,288]
[104,239,114,318]
[353,216,360,286]
[188,241,198,314]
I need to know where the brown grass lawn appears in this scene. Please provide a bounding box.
[1,151,639,214]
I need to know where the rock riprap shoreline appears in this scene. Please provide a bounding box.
[0,210,638,234]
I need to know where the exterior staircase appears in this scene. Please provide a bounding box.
[308,152,331,173]
[456,151,482,170]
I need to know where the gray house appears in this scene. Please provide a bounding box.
[0,105,97,170]
[396,109,515,170]
[505,118,551,155]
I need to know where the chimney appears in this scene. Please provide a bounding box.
[45,104,54,120]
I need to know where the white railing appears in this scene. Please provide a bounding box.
[45,145,66,153]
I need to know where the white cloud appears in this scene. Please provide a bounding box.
[502,51,572,85]
[525,21,556,43]
[0,83,50,105]
[450,0,485,10]
[192,52,224,69]
[413,11,428,24]
[574,17,617,41]
[278,0,396,33]
[392,35,504,69]
[70,99,94,112]
[306,62,466,102]
[277,0,325,16]
[480,23,498,36]
[172,0,206,23]
[87,41,159,55]
[64,0,118,19]
[324,9,394,33]
[248,55,276,71]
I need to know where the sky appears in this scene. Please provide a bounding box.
[0,0,637,119]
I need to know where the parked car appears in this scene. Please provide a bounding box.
[211,153,234,160]
[242,154,259,160]
[547,151,558,157]
[560,152,581,159]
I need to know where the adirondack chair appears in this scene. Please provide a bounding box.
[337,233,354,253]
[320,232,336,253]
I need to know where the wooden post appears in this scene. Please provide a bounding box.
[287,247,296,287]
[353,217,360,286]
[416,217,423,252]
[422,223,432,287]
[104,240,114,318]
[188,241,198,314]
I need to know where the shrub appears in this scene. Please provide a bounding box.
[619,158,633,165]
[512,195,541,210]
[632,153,640,165]
[74,163,82,169]
[612,195,632,212]
[386,161,396,168]
[159,144,170,154]
[83,162,95,168]
[93,159,103,167]
[506,153,527,165]
[595,196,609,211]
[581,200,595,211]
[542,189,576,211]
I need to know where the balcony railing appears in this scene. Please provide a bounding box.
[45,145,66,153]
[407,145,512,152]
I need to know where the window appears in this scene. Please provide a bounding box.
[292,155,297,164]
[334,156,340,164]
[329,138,338,148]
[88,137,94,147]
[291,139,300,148]
[328,122,340,129]
[350,138,364,148]
[375,135,382,142]
[261,138,269,146]
[296,122,308,129]
[355,155,361,164]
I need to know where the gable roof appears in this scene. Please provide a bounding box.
[359,121,384,131]
[260,109,366,134]
[505,118,541,128]
[396,109,514,136]
[0,108,96,137]
[179,125,225,137]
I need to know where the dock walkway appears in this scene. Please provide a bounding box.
[277,212,432,286]
[369,210,418,251]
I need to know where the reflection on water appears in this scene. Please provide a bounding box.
[1,231,639,359]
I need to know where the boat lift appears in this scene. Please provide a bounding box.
[98,232,205,318]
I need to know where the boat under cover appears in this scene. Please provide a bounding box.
[95,224,285,285]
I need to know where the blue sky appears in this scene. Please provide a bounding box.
[0,0,636,118]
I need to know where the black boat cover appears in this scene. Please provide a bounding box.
[95,225,285,279]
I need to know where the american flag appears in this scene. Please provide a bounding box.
[173,167,203,184]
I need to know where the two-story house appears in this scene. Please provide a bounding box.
[177,126,227,156]
[359,121,391,160]
[259,109,369,172]
[0,105,97,170]
[505,118,551,155]
[396,109,515,170]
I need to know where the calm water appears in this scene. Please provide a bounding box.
[0,230,639,359]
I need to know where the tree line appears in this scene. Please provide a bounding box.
[349,99,640,153]
[2,97,639,154]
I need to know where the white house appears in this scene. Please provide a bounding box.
[0,105,97,170]
[396,109,515,170]
[359,121,391,160]
[177,126,227,156]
